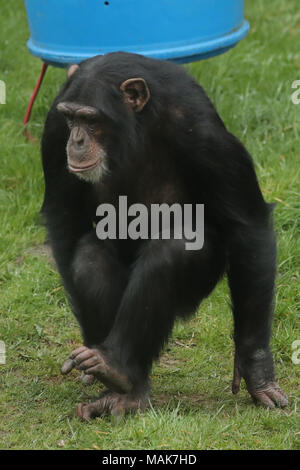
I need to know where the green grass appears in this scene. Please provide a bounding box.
[0,0,299,450]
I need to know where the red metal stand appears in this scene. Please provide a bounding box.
[23,62,48,141]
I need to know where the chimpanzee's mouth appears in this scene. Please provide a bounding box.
[68,160,100,173]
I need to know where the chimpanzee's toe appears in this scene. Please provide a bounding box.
[76,390,148,421]
[249,382,288,409]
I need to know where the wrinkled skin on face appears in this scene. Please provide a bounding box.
[57,76,150,184]
[56,102,107,183]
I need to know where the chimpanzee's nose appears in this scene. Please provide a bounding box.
[72,127,86,149]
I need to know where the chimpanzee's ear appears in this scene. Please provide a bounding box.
[67,64,80,78]
[120,78,150,112]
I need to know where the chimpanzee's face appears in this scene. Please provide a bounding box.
[56,102,108,183]
[57,76,150,184]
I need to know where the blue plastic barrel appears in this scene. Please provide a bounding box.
[24,0,249,66]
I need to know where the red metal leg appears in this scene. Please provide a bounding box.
[23,62,48,141]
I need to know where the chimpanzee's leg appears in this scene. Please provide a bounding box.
[70,232,128,345]
[73,228,226,419]
[61,232,129,383]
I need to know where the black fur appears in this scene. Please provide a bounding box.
[41,52,281,403]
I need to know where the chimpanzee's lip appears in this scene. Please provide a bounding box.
[68,159,100,173]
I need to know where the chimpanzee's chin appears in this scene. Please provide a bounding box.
[71,163,105,184]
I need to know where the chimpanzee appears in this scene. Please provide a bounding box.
[41,52,288,420]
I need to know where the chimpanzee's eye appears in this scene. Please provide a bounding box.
[67,119,74,129]
[88,123,98,133]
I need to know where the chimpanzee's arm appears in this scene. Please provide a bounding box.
[41,108,127,348]
[41,107,92,286]
[186,125,288,407]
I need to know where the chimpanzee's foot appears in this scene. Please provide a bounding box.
[76,389,148,421]
[61,346,132,393]
[232,354,288,409]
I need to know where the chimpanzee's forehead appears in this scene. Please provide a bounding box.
[61,75,126,123]
[65,75,112,102]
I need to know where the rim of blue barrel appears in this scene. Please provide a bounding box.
[27,20,249,66]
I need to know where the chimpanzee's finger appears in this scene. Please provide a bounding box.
[265,384,288,408]
[232,367,241,395]
[250,382,289,409]
[73,349,95,365]
[76,356,99,371]
[251,390,276,409]
[61,358,76,375]
[69,346,89,359]
[81,372,95,385]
